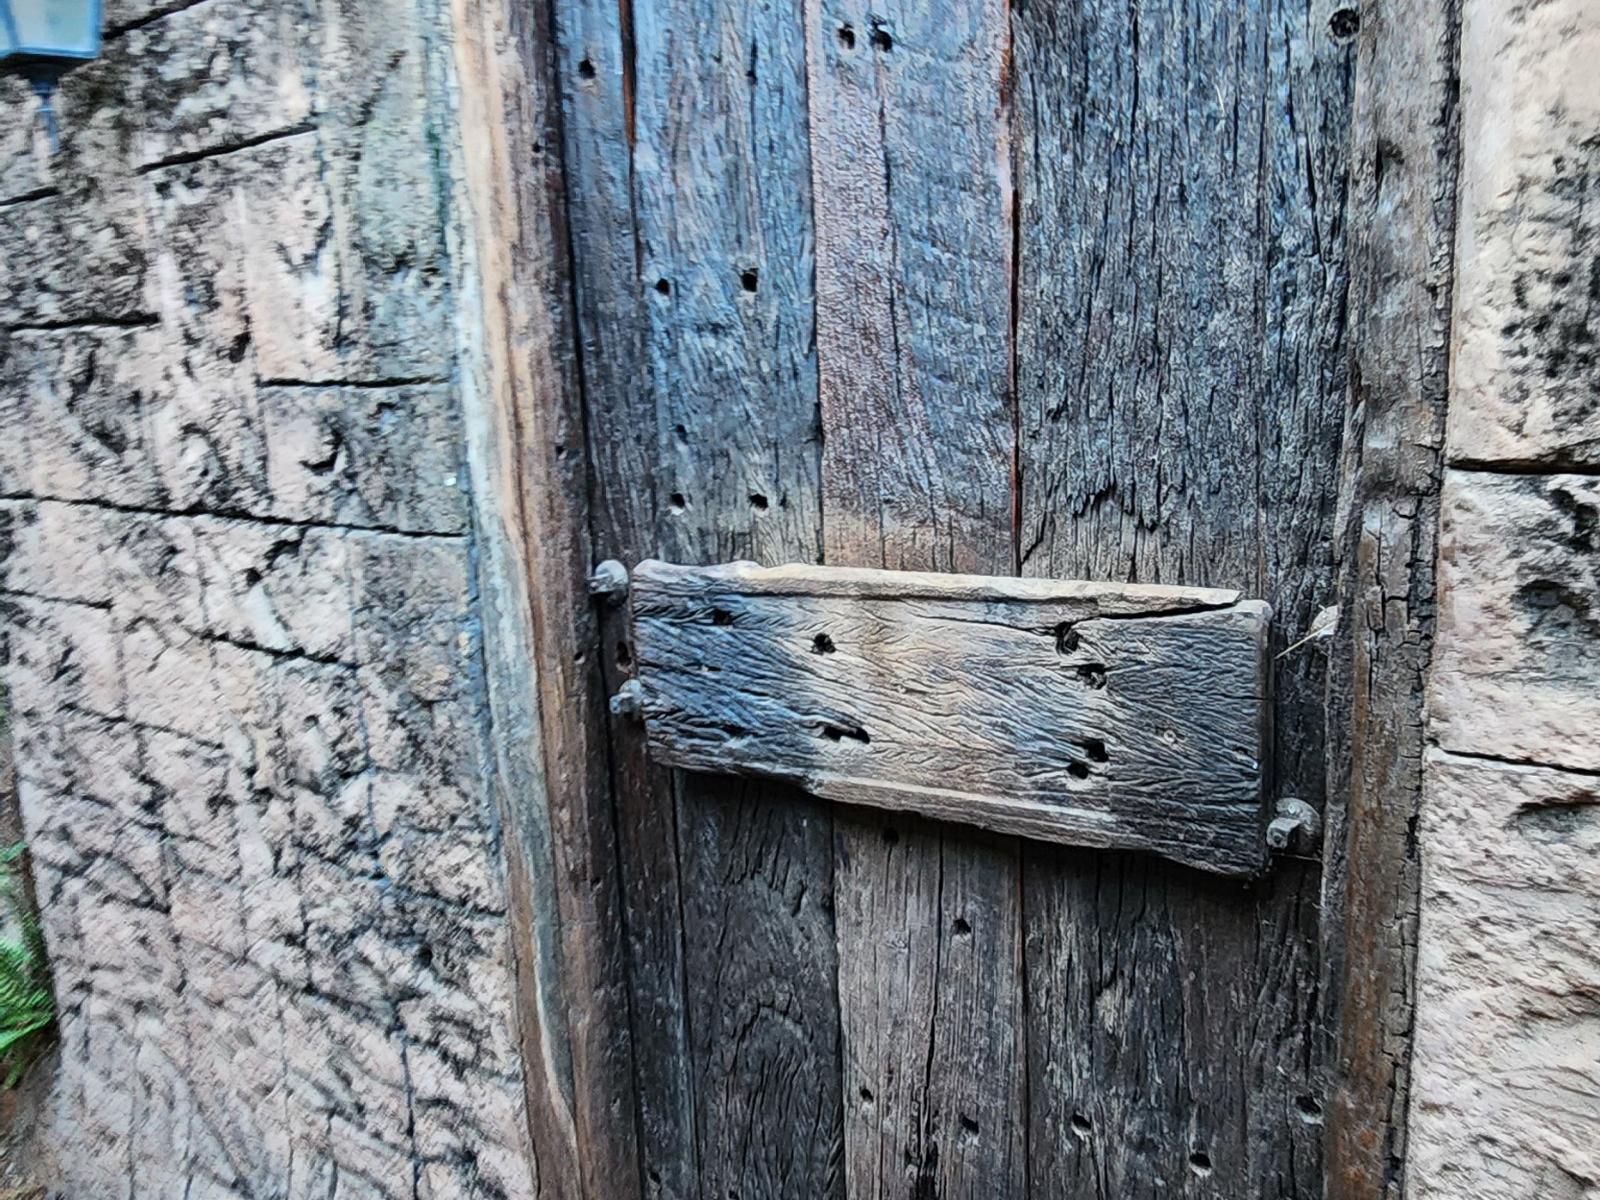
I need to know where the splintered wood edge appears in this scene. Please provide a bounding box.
[632,558,1245,613]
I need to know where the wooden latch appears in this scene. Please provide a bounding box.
[615,560,1273,877]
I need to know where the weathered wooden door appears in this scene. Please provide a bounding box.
[522,0,1450,1195]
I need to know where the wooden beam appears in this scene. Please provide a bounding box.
[448,0,639,1194]
[630,561,1272,875]
[1320,0,1461,1194]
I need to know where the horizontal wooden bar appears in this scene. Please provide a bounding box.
[628,560,1273,875]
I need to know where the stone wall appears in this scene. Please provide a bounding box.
[0,2,541,1195]
[1409,0,1600,1195]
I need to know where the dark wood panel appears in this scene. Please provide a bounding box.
[804,1,1025,1193]
[552,4,698,1194]
[1320,2,1459,1194]
[1013,0,1354,1193]
[555,0,843,1196]
[630,561,1272,875]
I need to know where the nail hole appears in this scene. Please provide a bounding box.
[812,632,836,654]
[1067,761,1090,781]
[740,268,759,293]
[959,1114,978,1135]
[1054,622,1080,653]
[1189,1150,1212,1176]
[1071,1112,1092,1137]
[712,608,734,626]
[669,492,687,511]
[749,492,768,510]
[1076,664,1107,689]
[859,1085,874,1102]
[574,651,586,666]
[1295,1094,1323,1123]
[1083,737,1108,762]
[870,24,892,51]
[953,916,971,935]
[655,277,671,295]
[415,944,433,969]
[578,57,596,79]
[820,722,869,744]
[673,423,689,442]
[243,568,262,588]
[837,23,855,48]
[1328,7,1359,39]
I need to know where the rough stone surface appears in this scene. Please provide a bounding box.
[1431,470,1600,772]
[1410,752,1600,1200]
[0,3,534,1196]
[1447,0,1600,467]
[1414,1,1600,1196]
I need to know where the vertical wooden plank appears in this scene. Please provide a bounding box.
[448,1,640,1195]
[556,0,843,1196]
[549,4,700,1197]
[1013,0,1354,1195]
[805,3,1024,1196]
[552,5,699,1195]
[1320,0,1460,1195]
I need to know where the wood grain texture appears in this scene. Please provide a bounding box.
[1013,0,1354,1193]
[556,1,843,1196]
[804,2,1023,1193]
[449,1,639,1194]
[550,4,700,1196]
[631,561,1272,875]
[805,0,1014,578]
[1319,1,1460,1194]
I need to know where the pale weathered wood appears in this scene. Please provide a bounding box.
[1320,0,1461,1194]
[630,561,1272,875]
[556,1,843,1196]
[1014,0,1354,1193]
[804,1,1025,1192]
[449,1,639,1194]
